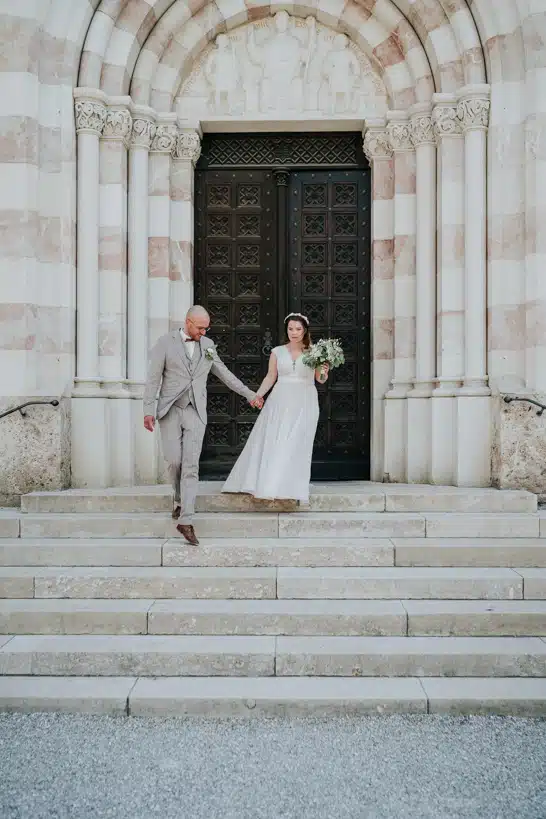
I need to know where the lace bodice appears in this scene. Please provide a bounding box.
[273,345,316,385]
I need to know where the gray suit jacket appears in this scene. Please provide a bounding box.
[143,331,256,425]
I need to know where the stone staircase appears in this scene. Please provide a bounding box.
[0,482,545,717]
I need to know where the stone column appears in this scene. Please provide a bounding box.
[73,89,107,391]
[431,95,465,484]
[128,106,156,386]
[384,112,416,482]
[135,117,177,486]
[99,99,132,384]
[456,84,492,486]
[363,121,394,482]
[170,128,202,325]
[407,103,436,482]
[72,89,110,488]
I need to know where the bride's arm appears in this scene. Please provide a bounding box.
[256,351,278,398]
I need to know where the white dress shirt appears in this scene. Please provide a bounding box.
[180,329,196,360]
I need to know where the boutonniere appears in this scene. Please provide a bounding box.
[205,345,216,361]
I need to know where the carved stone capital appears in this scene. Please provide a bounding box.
[386,121,413,153]
[432,103,462,139]
[150,122,178,154]
[173,129,202,163]
[131,117,156,149]
[102,107,132,142]
[457,96,490,132]
[75,99,107,136]
[363,128,392,162]
[410,113,435,147]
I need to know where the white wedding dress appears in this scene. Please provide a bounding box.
[222,345,319,503]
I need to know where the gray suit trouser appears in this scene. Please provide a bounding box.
[159,402,206,525]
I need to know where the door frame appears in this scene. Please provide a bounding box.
[193,129,373,480]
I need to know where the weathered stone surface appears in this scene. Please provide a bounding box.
[32,567,277,600]
[0,569,34,598]
[394,538,546,568]
[0,599,151,635]
[0,675,136,714]
[421,677,546,716]
[0,539,164,567]
[163,538,394,567]
[424,514,539,539]
[0,635,276,676]
[275,636,546,677]
[404,600,546,636]
[0,512,20,538]
[385,488,537,513]
[148,599,407,636]
[493,393,546,497]
[278,513,425,539]
[129,677,427,717]
[276,567,522,600]
[516,569,546,599]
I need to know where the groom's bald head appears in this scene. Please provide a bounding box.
[185,305,210,340]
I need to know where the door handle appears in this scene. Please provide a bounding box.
[262,329,273,356]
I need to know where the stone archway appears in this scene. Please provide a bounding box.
[70,1,493,489]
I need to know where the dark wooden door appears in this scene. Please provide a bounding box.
[194,134,371,480]
[194,169,278,476]
[289,171,371,480]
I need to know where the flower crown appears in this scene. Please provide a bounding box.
[284,312,309,326]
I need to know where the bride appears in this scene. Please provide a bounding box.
[222,313,329,503]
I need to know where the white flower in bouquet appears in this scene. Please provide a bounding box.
[302,338,345,370]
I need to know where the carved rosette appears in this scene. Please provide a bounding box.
[387,121,413,153]
[363,129,392,162]
[102,107,132,142]
[75,99,107,135]
[457,96,490,132]
[410,114,435,147]
[131,117,156,150]
[432,104,462,140]
[173,130,202,164]
[150,122,178,154]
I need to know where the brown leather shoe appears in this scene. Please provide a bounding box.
[176,523,199,546]
[172,505,181,520]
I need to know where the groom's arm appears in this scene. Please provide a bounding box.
[209,356,258,403]
[143,335,166,418]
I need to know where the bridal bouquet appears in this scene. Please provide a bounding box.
[302,338,345,370]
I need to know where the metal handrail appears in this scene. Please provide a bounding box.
[503,395,546,416]
[0,399,60,421]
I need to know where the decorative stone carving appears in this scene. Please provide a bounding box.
[525,118,541,159]
[387,121,413,152]
[178,12,387,120]
[131,117,156,149]
[150,122,178,154]
[173,130,201,163]
[432,103,462,139]
[75,99,107,135]
[102,107,132,142]
[457,96,490,131]
[363,128,392,161]
[410,114,435,147]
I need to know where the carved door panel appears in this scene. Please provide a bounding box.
[194,170,277,476]
[289,170,371,480]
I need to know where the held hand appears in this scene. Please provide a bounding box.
[144,415,155,432]
[249,396,264,409]
[317,363,330,383]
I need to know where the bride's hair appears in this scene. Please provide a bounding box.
[284,313,312,349]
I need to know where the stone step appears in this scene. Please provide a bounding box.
[393,538,546,567]
[1,675,544,717]
[2,599,546,637]
[1,566,536,601]
[21,483,537,515]
[0,512,20,538]
[276,567,525,600]
[0,539,166,567]
[274,636,546,677]
[0,567,277,599]
[0,635,544,677]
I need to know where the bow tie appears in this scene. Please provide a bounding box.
[183,338,194,342]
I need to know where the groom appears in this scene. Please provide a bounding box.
[143,305,263,545]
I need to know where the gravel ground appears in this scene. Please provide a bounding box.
[1,714,545,819]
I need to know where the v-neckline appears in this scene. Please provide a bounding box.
[285,345,303,364]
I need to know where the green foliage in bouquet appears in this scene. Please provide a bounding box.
[302,338,345,369]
